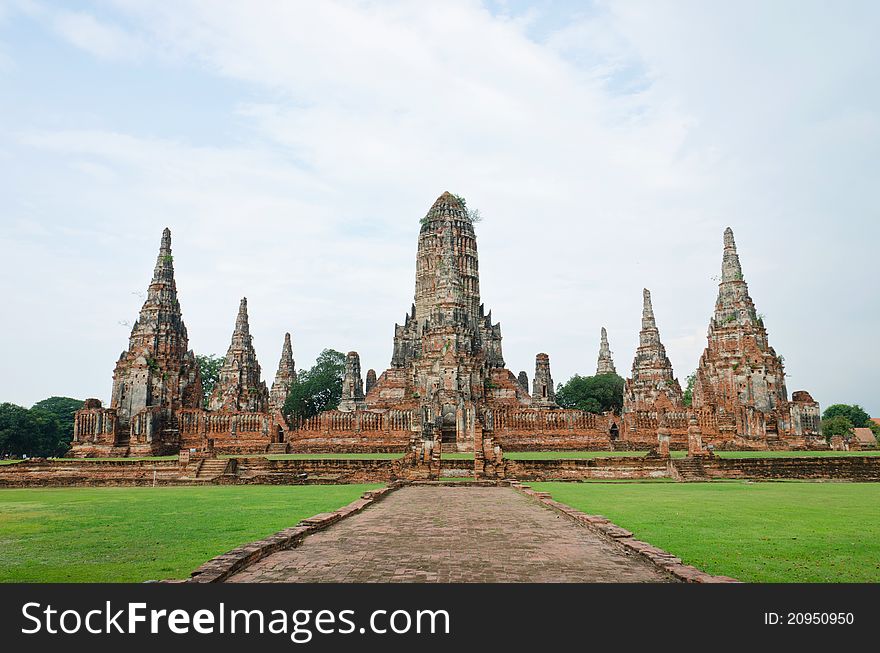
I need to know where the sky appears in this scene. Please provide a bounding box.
[0,0,877,415]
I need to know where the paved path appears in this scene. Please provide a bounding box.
[227,486,673,583]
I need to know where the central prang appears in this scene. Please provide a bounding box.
[362,191,532,450]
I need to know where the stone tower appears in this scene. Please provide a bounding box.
[268,332,296,415]
[338,351,366,412]
[596,327,617,375]
[517,371,529,393]
[623,289,683,412]
[110,227,202,428]
[692,228,804,436]
[209,297,269,412]
[375,192,515,406]
[531,353,558,408]
[365,369,377,394]
[389,192,504,373]
[366,191,529,448]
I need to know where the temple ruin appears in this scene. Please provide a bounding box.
[71,196,822,459]
[690,228,821,444]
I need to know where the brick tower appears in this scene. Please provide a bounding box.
[623,289,683,412]
[110,227,202,429]
[209,297,269,412]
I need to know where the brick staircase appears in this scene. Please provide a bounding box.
[194,458,230,480]
[672,457,709,482]
[267,442,289,454]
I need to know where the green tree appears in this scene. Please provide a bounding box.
[822,404,871,428]
[0,403,64,458]
[31,396,83,454]
[682,373,696,407]
[556,374,625,414]
[196,354,225,408]
[283,349,346,424]
[821,415,854,442]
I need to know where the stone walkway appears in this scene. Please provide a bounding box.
[227,486,674,583]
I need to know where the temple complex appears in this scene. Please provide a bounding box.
[691,228,821,443]
[71,200,822,460]
[208,298,269,413]
[623,289,683,413]
[596,327,616,375]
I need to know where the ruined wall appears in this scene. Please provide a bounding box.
[705,456,880,481]
[504,457,671,481]
[288,409,414,452]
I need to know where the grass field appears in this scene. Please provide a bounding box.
[505,450,880,459]
[0,484,380,583]
[227,453,405,460]
[531,481,880,582]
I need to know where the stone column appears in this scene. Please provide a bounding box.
[657,411,671,459]
[687,413,706,457]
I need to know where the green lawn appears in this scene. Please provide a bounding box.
[506,450,880,460]
[506,451,646,459]
[531,481,880,582]
[0,484,381,583]
[234,453,405,460]
[712,450,880,458]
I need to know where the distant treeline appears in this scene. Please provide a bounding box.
[0,397,82,458]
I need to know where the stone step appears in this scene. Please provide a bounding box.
[195,459,230,479]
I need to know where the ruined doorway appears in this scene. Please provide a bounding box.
[609,423,619,441]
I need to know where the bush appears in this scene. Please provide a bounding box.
[556,374,625,414]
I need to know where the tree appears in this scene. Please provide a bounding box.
[283,349,346,424]
[822,404,871,428]
[196,354,225,408]
[682,373,696,407]
[556,374,625,414]
[0,402,64,458]
[821,415,854,442]
[31,396,83,454]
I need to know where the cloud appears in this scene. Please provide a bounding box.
[1,0,878,414]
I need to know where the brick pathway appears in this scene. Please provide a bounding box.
[227,486,674,583]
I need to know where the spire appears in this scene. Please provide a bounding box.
[624,288,683,411]
[597,326,617,375]
[713,227,758,326]
[268,332,297,415]
[279,332,293,367]
[151,227,175,285]
[210,298,268,412]
[110,227,201,425]
[642,289,656,330]
[234,297,250,336]
[721,227,744,283]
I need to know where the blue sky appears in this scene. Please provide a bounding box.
[1,1,878,415]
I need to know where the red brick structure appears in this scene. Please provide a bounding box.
[71,229,202,457]
[71,204,823,460]
[209,297,269,413]
[691,228,821,447]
